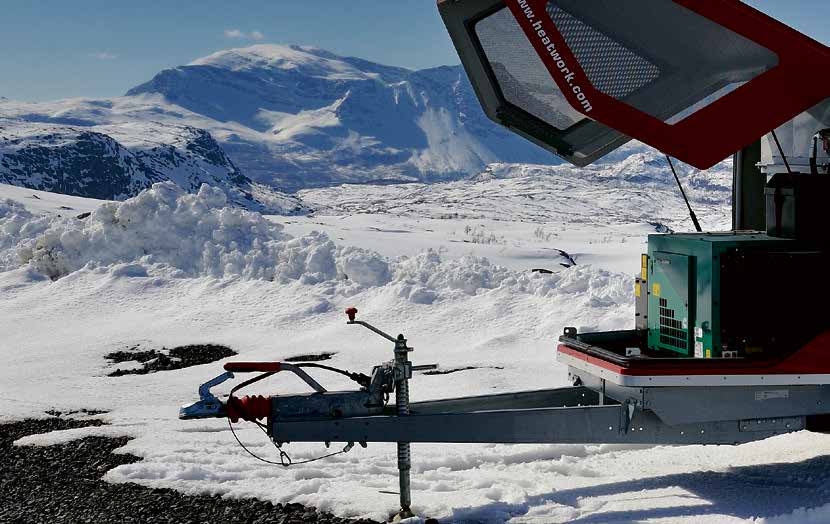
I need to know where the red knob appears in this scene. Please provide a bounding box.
[345,307,358,322]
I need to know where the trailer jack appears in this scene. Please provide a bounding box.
[181,309,810,521]
[180,308,416,520]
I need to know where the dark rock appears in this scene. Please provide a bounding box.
[0,417,380,523]
[106,343,236,376]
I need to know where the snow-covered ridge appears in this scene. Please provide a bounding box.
[0,182,629,306]
[0,119,306,214]
[475,151,732,204]
[302,151,732,234]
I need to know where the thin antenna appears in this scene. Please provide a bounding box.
[666,155,703,233]
[770,129,794,175]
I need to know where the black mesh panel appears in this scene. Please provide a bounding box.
[546,2,661,100]
[476,8,584,130]
[542,0,779,124]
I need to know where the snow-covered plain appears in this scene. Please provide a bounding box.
[3,156,830,523]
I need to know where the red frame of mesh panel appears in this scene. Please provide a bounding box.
[505,0,830,169]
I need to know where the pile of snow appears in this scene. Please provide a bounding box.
[2,183,335,282]
[0,199,53,272]
[756,504,830,524]
[392,251,628,306]
[0,183,630,306]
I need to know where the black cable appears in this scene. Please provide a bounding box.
[771,129,794,175]
[227,418,353,467]
[665,155,703,232]
[230,371,275,398]
[295,363,370,388]
[228,417,291,466]
[225,368,357,467]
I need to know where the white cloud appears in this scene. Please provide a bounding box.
[90,52,117,60]
[223,29,265,41]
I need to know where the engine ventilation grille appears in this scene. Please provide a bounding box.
[658,297,688,351]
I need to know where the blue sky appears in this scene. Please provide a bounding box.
[0,1,827,102]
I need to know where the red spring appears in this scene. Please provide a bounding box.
[227,395,271,423]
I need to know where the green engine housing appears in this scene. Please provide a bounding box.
[643,232,824,358]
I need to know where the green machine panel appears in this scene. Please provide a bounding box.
[644,232,812,359]
[647,252,694,356]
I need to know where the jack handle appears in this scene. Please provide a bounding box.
[345,307,400,344]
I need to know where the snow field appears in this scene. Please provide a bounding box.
[0,248,631,521]
[2,177,830,523]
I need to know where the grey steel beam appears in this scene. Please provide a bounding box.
[273,404,803,445]
[405,387,602,415]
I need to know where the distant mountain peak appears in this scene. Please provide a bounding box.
[6,44,560,193]
[186,44,409,82]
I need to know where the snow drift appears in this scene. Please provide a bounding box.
[0,183,629,305]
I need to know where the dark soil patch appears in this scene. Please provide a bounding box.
[284,352,336,362]
[0,417,379,523]
[106,344,236,376]
[45,408,109,417]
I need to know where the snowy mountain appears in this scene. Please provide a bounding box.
[0,119,306,214]
[0,44,559,192]
[0,44,728,212]
[0,121,156,201]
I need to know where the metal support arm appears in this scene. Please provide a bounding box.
[272,396,803,446]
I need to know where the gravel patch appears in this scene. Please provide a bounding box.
[0,417,380,523]
[106,343,237,376]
